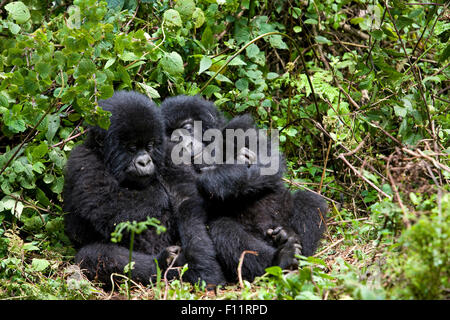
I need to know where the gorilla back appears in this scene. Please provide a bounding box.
[63,91,180,285]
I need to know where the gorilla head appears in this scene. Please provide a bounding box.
[86,91,165,188]
[160,95,225,170]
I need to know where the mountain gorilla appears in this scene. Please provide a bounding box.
[63,91,224,287]
[160,95,328,283]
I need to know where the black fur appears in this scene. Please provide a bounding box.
[63,91,224,287]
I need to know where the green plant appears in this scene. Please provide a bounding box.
[110,216,166,298]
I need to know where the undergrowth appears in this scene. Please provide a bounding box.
[0,0,449,300]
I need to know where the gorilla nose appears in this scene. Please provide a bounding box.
[136,154,151,168]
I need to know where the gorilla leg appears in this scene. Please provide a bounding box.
[289,190,328,256]
[209,217,278,282]
[75,243,182,286]
[176,199,226,286]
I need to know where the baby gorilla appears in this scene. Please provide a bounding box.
[63,91,224,287]
[197,114,305,282]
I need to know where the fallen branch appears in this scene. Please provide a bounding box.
[402,147,450,173]
[337,153,392,199]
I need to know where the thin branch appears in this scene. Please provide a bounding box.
[237,250,258,289]
[337,153,391,199]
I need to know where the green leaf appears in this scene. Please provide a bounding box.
[269,35,288,50]
[36,62,51,79]
[0,94,9,108]
[32,162,45,174]
[164,9,182,27]
[175,0,196,20]
[51,176,64,194]
[105,57,116,69]
[31,258,50,272]
[7,21,21,34]
[30,142,48,160]
[304,18,318,25]
[246,43,260,59]
[7,118,26,133]
[204,71,233,84]
[235,78,248,91]
[265,266,283,277]
[350,17,364,25]
[192,8,205,28]
[45,114,60,143]
[49,149,66,169]
[137,83,160,99]
[199,56,212,75]
[201,26,214,49]
[23,243,40,251]
[5,1,31,24]
[0,196,24,219]
[76,58,96,77]
[36,187,51,207]
[315,36,332,45]
[160,51,184,76]
[98,84,114,100]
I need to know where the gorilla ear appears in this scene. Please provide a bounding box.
[85,125,107,149]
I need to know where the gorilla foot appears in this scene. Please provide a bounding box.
[237,147,257,166]
[273,240,302,270]
[267,226,289,246]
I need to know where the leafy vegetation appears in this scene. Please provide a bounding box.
[0,0,449,300]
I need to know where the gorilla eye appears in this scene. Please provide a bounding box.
[146,142,154,151]
[127,144,137,152]
[182,123,193,131]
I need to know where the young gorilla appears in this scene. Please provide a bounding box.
[161,96,328,282]
[63,91,224,287]
[203,115,328,258]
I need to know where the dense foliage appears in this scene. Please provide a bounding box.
[0,0,448,299]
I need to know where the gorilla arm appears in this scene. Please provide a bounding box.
[196,163,282,202]
[160,163,226,286]
[63,145,148,242]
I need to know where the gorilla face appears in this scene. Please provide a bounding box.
[89,91,165,188]
[170,118,204,160]
[160,95,225,170]
[120,138,156,182]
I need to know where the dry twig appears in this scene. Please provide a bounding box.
[237,250,258,289]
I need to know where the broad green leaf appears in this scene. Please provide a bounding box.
[175,0,196,20]
[51,176,64,194]
[192,8,205,28]
[0,196,24,219]
[315,36,332,45]
[199,56,212,75]
[265,266,282,277]
[246,43,260,59]
[36,62,51,79]
[137,83,160,99]
[164,9,182,27]
[205,71,233,84]
[31,258,50,272]
[5,1,31,24]
[45,114,60,143]
[104,57,116,69]
[76,58,96,77]
[23,243,40,251]
[160,51,184,76]
[0,94,8,108]
[269,35,288,49]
